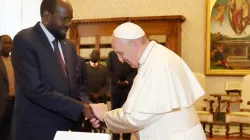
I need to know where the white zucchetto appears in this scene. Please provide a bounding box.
[113,22,145,39]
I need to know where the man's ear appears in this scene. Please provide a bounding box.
[42,10,51,24]
[131,40,139,52]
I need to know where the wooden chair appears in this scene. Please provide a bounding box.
[222,75,250,138]
[193,72,215,137]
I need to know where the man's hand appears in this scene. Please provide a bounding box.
[90,93,100,100]
[82,103,95,119]
[83,104,101,128]
[90,118,100,128]
[89,103,108,122]
[117,80,128,88]
[117,80,123,87]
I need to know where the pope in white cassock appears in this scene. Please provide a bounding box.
[90,22,207,140]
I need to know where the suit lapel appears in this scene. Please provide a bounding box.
[0,57,9,85]
[34,23,54,54]
[33,22,69,86]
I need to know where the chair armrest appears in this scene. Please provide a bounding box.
[204,99,215,113]
[221,99,242,104]
[221,99,242,113]
[204,99,215,103]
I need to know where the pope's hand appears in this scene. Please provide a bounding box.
[90,118,100,128]
[89,103,108,122]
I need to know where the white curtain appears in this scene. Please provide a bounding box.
[0,0,42,38]
[0,0,22,38]
[22,0,42,29]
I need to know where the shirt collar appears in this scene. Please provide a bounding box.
[90,61,98,67]
[139,41,156,65]
[39,22,55,43]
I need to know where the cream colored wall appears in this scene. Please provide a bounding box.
[69,0,243,96]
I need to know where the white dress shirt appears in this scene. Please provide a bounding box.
[90,61,98,67]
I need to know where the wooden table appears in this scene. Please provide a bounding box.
[210,93,241,122]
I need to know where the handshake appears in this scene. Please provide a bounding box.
[83,103,108,128]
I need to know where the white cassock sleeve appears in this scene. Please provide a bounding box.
[104,108,163,133]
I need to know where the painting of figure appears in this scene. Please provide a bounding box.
[206,0,250,75]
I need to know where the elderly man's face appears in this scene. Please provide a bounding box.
[111,37,139,68]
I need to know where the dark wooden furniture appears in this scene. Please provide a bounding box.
[69,15,186,58]
[210,93,241,114]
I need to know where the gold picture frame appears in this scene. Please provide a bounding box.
[205,0,250,75]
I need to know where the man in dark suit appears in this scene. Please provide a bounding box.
[86,50,110,104]
[107,51,137,140]
[83,50,110,132]
[0,35,10,140]
[0,35,14,140]
[11,0,99,140]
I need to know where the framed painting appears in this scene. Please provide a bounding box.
[205,0,250,75]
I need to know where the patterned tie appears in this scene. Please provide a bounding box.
[53,39,67,76]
